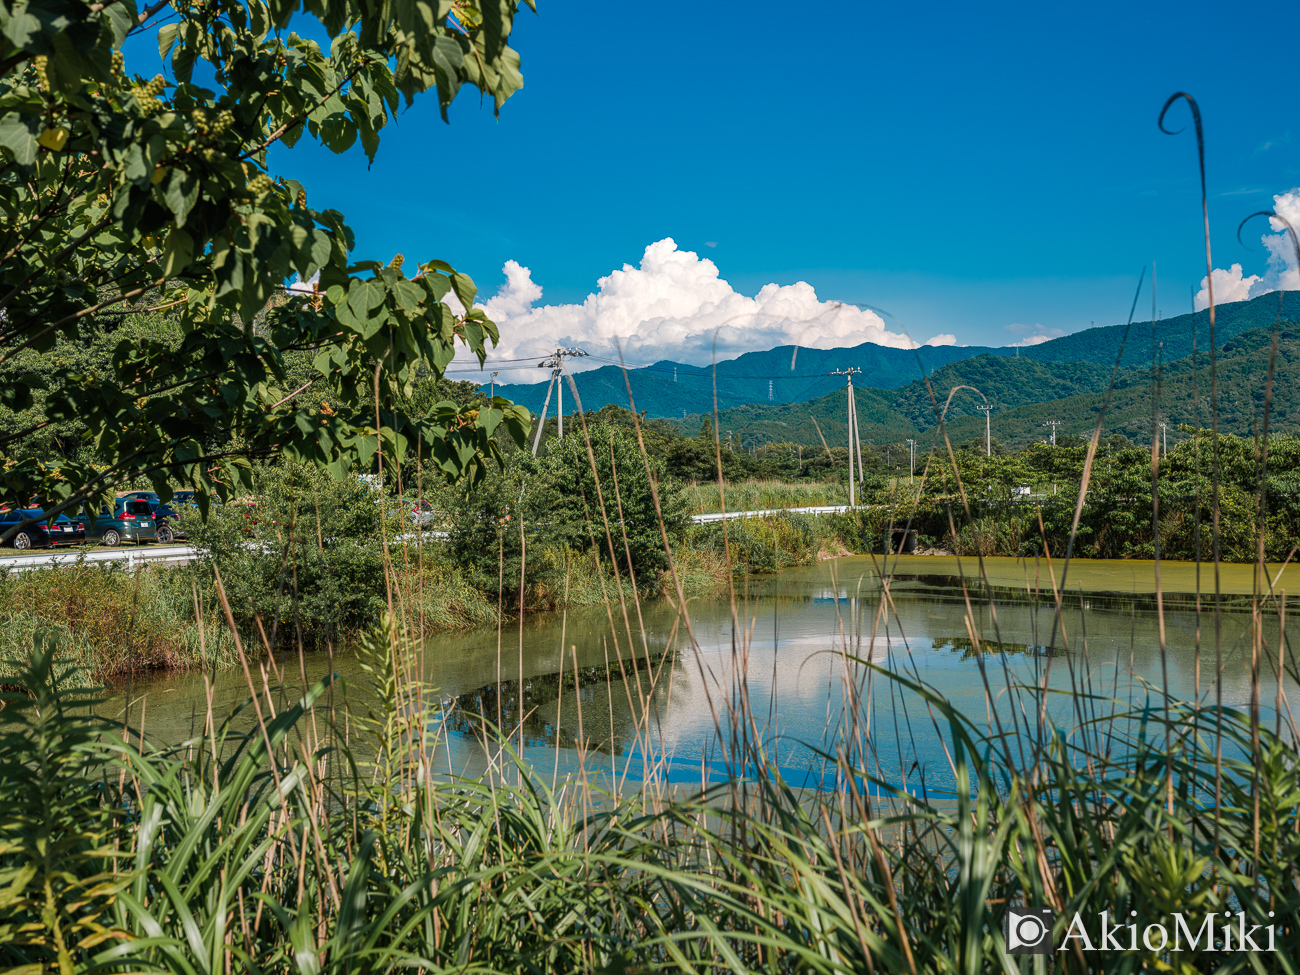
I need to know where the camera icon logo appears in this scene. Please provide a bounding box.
[1007,908,1056,954]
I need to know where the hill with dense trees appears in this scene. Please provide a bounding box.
[1018,290,1300,369]
[673,319,1300,452]
[490,342,1002,416]
[489,291,1299,420]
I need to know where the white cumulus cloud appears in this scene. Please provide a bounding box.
[924,333,957,346]
[1195,187,1300,310]
[1195,263,1262,309]
[452,239,920,382]
[1005,323,1064,347]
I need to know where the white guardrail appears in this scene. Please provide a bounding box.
[689,505,853,524]
[0,510,853,571]
[0,544,199,574]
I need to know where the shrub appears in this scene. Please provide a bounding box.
[528,422,687,583]
[185,462,388,647]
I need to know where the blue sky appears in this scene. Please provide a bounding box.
[134,0,1299,364]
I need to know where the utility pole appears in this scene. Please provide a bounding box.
[531,347,589,455]
[976,403,993,456]
[769,379,773,402]
[830,367,864,505]
[906,439,916,484]
[1042,420,1063,446]
[1160,421,1167,458]
[489,371,498,398]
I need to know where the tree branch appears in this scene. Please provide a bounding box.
[0,276,167,366]
[238,59,370,161]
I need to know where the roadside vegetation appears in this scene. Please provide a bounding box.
[10,406,1299,683]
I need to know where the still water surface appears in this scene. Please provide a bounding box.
[120,556,1300,797]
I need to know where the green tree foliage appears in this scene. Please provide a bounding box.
[528,421,686,581]
[889,355,1114,427]
[185,461,390,642]
[907,431,1300,562]
[0,0,533,542]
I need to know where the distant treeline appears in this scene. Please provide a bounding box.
[674,306,1300,451]
[900,432,1300,562]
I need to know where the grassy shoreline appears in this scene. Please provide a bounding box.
[6,493,1274,686]
[0,505,876,683]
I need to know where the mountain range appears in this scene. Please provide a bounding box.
[486,292,1300,423]
[480,292,1300,448]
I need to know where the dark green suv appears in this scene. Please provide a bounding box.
[89,499,158,546]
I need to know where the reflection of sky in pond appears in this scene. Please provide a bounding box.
[116,556,1299,799]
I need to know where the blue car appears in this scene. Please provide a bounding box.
[0,508,80,549]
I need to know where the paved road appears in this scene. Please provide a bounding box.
[689,505,854,524]
[0,544,198,573]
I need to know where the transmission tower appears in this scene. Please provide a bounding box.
[531,347,590,455]
[830,367,865,506]
[1042,420,1063,446]
[769,380,773,402]
[976,404,994,456]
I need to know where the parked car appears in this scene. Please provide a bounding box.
[28,501,88,544]
[152,503,185,542]
[0,508,57,549]
[406,499,437,527]
[46,512,84,543]
[119,491,187,541]
[89,499,158,546]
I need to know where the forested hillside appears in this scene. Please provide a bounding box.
[491,291,1299,420]
[490,341,1001,415]
[676,321,1300,451]
[889,356,1115,426]
[939,324,1300,446]
[1020,290,1300,368]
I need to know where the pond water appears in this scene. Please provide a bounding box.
[117,555,1300,799]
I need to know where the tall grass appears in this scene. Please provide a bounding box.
[0,561,235,682]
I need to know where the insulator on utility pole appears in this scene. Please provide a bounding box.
[533,347,589,449]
